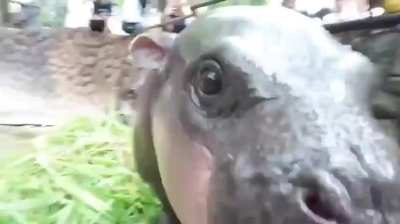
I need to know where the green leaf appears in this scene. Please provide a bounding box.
[0,113,161,223]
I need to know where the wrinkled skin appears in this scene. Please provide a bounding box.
[130,6,400,224]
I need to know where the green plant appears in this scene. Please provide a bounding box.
[0,114,161,224]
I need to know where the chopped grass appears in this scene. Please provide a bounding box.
[0,113,162,224]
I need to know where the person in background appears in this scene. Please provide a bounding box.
[90,0,113,32]
[282,0,335,22]
[121,0,146,34]
[161,0,191,33]
[120,0,190,34]
[282,0,390,23]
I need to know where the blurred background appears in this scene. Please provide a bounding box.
[1,0,400,223]
[0,0,390,32]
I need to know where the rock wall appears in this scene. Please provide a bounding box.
[0,27,137,124]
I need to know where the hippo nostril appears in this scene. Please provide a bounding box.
[302,190,338,223]
[294,170,352,224]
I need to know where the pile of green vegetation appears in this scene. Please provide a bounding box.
[0,114,161,224]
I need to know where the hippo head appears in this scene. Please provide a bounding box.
[130,6,400,224]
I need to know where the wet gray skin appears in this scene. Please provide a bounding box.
[130,6,400,224]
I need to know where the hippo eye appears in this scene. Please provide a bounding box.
[195,60,223,96]
[189,58,232,117]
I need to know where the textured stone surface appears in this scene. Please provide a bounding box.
[0,27,136,125]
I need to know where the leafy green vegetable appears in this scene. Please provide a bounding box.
[0,113,161,224]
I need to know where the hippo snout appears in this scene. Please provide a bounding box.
[239,168,352,224]
[209,162,350,223]
[209,149,400,224]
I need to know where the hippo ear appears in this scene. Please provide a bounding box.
[130,31,179,216]
[129,31,177,71]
